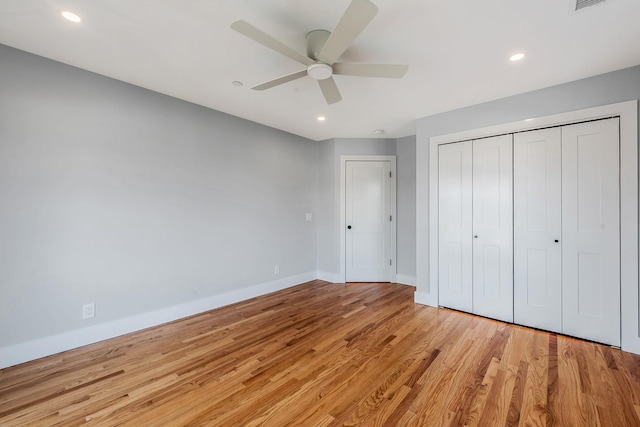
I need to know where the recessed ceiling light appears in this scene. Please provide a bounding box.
[525,118,535,122]
[232,81,243,87]
[510,53,525,62]
[317,116,326,122]
[61,11,82,23]
[373,129,384,135]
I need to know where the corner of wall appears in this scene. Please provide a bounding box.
[414,291,437,307]
[395,274,416,287]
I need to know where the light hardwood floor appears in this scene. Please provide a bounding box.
[2,280,640,426]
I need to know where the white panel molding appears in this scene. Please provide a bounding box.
[340,155,397,283]
[418,100,639,354]
[0,272,317,369]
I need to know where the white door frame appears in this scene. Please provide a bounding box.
[340,155,397,283]
[418,100,638,353]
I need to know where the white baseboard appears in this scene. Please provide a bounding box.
[0,272,316,369]
[317,271,415,286]
[395,274,416,287]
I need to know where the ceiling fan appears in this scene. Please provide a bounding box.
[230,0,408,105]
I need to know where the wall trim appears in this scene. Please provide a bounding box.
[0,272,316,369]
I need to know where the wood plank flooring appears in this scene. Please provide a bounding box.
[2,280,640,426]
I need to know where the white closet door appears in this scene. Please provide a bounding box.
[562,118,620,346]
[438,141,473,312]
[513,128,562,333]
[472,135,513,322]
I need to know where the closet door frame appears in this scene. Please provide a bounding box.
[421,100,638,354]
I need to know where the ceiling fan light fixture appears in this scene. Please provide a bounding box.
[307,63,333,80]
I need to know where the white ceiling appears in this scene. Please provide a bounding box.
[1,0,639,141]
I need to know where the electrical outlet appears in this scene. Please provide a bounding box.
[82,303,95,319]
[305,213,312,221]
[274,265,280,275]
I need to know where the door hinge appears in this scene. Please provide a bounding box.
[389,171,392,178]
[390,215,393,221]
[390,259,392,266]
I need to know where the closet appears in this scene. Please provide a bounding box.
[437,117,621,346]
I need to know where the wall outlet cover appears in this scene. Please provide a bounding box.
[82,303,95,319]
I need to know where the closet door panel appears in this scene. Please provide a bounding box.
[513,128,562,333]
[562,118,620,346]
[472,134,513,322]
[438,141,473,312]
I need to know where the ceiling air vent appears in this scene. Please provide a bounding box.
[573,0,607,12]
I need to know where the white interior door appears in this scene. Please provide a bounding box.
[472,135,513,322]
[438,141,473,312]
[562,118,620,346]
[513,128,563,333]
[345,160,392,282]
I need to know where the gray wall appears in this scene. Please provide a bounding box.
[416,64,640,297]
[0,44,319,347]
[417,65,640,138]
[396,135,416,281]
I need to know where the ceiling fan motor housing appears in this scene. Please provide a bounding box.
[305,29,330,60]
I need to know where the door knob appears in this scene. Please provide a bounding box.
[347,225,352,229]
[473,235,478,238]
[554,239,559,243]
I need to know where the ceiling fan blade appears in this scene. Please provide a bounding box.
[252,70,308,91]
[317,0,378,65]
[332,63,408,78]
[231,20,315,67]
[318,77,342,104]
